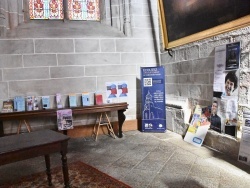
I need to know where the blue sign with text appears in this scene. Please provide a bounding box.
[141,66,166,132]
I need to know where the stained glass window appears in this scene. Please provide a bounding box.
[29,0,64,20]
[68,0,100,21]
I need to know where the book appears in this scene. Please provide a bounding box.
[57,109,73,131]
[14,96,25,111]
[42,96,50,109]
[95,93,103,105]
[26,96,34,111]
[56,93,63,108]
[33,97,39,110]
[1,100,14,113]
[81,92,90,106]
[69,93,77,107]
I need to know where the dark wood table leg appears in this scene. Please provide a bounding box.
[61,142,70,188]
[118,109,126,138]
[63,130,68,135]
[0,121,4,137]
[44,154,52,186]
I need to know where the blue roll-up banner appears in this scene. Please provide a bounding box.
[141,66,166,132]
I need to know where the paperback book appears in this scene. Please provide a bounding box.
[69,93,77,107]
[82,92,90,106]
[95,93,103,105]
[33,97,39,110]
[14,96,25,111]
[26,96,34,111]
[42,96,50,109]
[57,109,73,131]
[56,93,63,108]
[1,100,14,113]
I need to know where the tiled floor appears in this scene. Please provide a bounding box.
[1,130,250,188]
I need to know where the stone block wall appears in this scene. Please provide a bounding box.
[161,26,250,156]
[161,26,250,108]
[0,0,160,134]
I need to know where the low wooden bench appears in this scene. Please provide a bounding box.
[0,129,70,187]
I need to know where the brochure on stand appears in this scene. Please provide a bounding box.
[184,105,210,147]
[57,109,73,131]
[69,93,77,107]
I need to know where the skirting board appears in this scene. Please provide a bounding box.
[66,119,138,138]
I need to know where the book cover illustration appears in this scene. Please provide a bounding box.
[95,93,103,105]
[1,100,14,113]
[69,93,77,107]
[56,93,63,108]
[57,109,73,131]
[82,92,90,106]
[27,96,34,111]
[33,97,39,110]
[14,96,25,111]
[42,96,50,109]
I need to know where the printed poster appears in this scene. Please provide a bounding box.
[141,66,166,132]
[184,105,210,147]
[213,45,226,92]
[106,81,128,103]
[226,42,240,70]
[212,42,240,136]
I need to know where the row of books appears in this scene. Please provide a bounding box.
[1,92,104,113]
[67,92,103,107]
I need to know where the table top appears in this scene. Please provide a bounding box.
[0,102,128,121]
[0,130,70,155]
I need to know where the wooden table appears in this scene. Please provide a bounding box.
[0,102,128,137]
[0,129,70,187]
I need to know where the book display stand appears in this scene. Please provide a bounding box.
[93,112,116,141]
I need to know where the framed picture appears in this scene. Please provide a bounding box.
[158,0,250,49]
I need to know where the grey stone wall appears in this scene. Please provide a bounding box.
[0,0,24,37]
[0,0,160,134]
[161,26,250,125]
[161,23,250,156]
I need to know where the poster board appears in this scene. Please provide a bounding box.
[184,105,210,147]
[141,66,166,132]
[213,42,240,135]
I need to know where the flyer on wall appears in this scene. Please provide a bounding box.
[225,42,240,70]
[212,41,240,136]
[141,66,166,132]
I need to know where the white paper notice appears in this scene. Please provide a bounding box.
[214,45,226,92]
